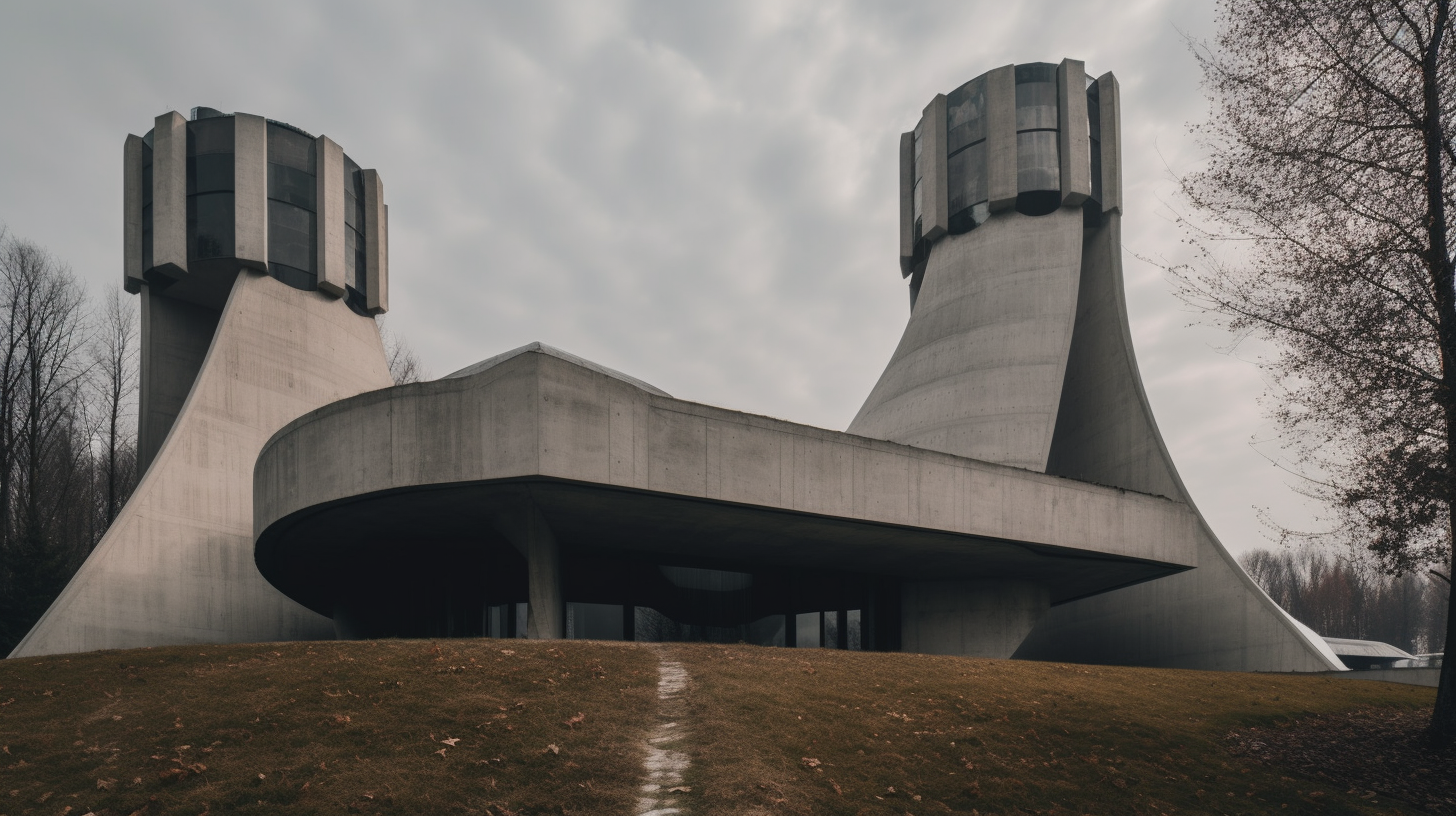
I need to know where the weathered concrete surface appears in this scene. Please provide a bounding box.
[985,65,1017,212]
[902,579,1049,658]
[920,94,949,243]
[254,347,1200,622]
[849,207,1085,471]
[315,135,346,297]
[137,287,221,477]
[10,271,393,657]
[123,135,144,292]
[1314,668,1440,687]
[1057,59,1090,207]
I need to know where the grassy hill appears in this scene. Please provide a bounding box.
[0,640,1437,815]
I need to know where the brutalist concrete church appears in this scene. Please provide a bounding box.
[10,61,1345,673]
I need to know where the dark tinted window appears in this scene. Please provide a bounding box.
[188,153,234,194]
[188,193,235,260]
[187,116,234,156]
[947,140,986,215]
[1015,81,1058,131]
[1014,62,1057,84]
[946,76,986,154]
[1017,130,1059,192]
[269,163,315,209]
[267,124,315,172]
[268,200,315,274]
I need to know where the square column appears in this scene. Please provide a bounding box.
[151,111,188,280]
[1057,59,1091,207]
[493,503,563,640]
[315,135,347,297]
[233,113,269,272]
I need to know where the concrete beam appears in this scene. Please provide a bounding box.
[1096,72,1122,214]
[315,136,346,297]
[985,65,1017,212]
[123,135,144,294]
[233,113,269,272]
[919,94,949,243]
[899,131,914,276]
[493,502,564,640]
[150,112,188,279]
[362,169,388,314]
[1057,59,1091,207]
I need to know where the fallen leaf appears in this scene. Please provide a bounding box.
[802,757,822,768]
[544,744,561,755]
[565,712,586,729]
[441,738,460,746]
[667,785,691,793]
[96,778,117,791]
[434,748,448,758]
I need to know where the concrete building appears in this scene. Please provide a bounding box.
[13,67,1345,672]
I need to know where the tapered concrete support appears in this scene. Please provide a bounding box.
[849,207,1084,470]
[1057,59,1090,207]
[233,114,269,271]
[985,65,1018,212]
[150,112,188,280]
[493,502,564,640]
[362,169,388,314]
[315,135,347,297]
[919,95,949,243]
[902,580,1049,658]
[123,135,145,293]
[10,271,393,657]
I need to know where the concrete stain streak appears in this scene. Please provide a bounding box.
[636,653,691,816]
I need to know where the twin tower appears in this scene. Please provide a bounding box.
[13,64,1341,674]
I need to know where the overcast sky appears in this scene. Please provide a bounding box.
[0,1,1320,556]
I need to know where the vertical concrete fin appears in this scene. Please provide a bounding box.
[985,65,1018,212]
[491,497,563,640]
[362,169,388,314]
[899,131,915,276]
[124,135,144,293]
[920,94,949,243]
[1057,59,1091,207]
[315,136,346,297]
[233,113,269,272]
[151,111,188,279]
[1096,72,1122,215]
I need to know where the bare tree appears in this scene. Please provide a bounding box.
[91,286,137,528]
[379,317,426,385]
[1176,0,1456,745]
[0,229,92,652]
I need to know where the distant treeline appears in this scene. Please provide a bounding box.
[0,229,138,656]
[1240,546,1449,655]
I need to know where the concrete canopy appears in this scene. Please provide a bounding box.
[254,349,1198,624]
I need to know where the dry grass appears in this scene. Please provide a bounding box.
[0,640,1441,816]
[0,639,658,815]
[672,645,1437,815]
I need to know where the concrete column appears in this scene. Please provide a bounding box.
[919,94,949,243]
[315,135,347,297]
[1057,59,1091,207]
[898,131,915,276]
[362,169,389,314]
[1095,72,1122,215]
[123,135,145,293]
[984,65,1018,212]
[233,113,269,272]
[151,111,188,280]
[901,580,1049,659]
[493,502,564,640]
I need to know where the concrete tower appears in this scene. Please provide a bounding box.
[10,108,396,657]
[850,61,1341,671]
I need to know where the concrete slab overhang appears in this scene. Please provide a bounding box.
[253,349,1198,617]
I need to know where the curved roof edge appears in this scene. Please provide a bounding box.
[445,341,671,398]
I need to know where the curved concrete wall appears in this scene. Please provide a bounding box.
[849,207,1084,471]
[10,271,393,657]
